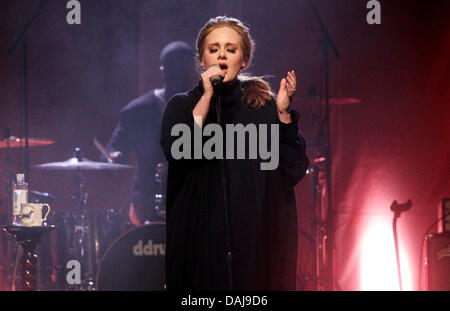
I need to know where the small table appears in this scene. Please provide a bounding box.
[2,225,55,291]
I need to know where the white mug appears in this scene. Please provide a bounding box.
[20,203,51,227]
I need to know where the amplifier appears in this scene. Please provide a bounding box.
[426,232,450,290]
[440,199,450,232]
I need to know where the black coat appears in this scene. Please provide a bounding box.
[160,80,309,290]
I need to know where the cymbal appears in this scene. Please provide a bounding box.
[0,137,55,149]
[33,157,133,171]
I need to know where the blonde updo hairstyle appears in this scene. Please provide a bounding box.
[196,16,273,108]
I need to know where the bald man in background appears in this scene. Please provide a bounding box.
[104,41,197,225]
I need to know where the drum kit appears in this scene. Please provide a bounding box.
[0,135,166,291]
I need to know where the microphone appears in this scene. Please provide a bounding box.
[208,64,224,87]
[390,200,412,217]
[211,75,224,87]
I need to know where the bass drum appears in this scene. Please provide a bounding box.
[96,222,166,291]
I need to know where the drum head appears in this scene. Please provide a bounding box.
[96,223,166,291]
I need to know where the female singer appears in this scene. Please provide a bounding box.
[161,16,309,290]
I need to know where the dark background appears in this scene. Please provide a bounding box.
[0,0,449,290]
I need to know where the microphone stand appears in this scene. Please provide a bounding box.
[390,200,412,291]
[213,84,233,290]
[306,0,341,291]
[7,0,48,183]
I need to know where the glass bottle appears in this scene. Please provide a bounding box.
[12,173,29,226]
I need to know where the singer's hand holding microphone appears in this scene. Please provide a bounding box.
[201,64,224,97]
[193,64,225,127]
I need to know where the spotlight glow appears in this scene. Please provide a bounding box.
[360,218,413,291]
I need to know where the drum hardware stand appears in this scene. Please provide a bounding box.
[305,0,341,291]
[7,0,48,184]
[6,1,48,290]
[31,149,133,290]
[154,163,167,219]
[69,148,96,291]
[302,142,329,291]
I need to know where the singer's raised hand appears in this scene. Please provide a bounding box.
[276,70,297,124]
